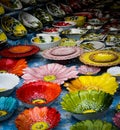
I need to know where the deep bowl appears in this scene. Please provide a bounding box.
[16,80,61,108]
[0,73,20,96]
[61,90,113,120]
[0,96,18,121]
[15,106,60,130]
[31,33,61,50]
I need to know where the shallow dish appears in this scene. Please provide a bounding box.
[15,106,60,130]
[70,120,118,130]
[52,21,76,30]
[61,90,113,120]
[46,2,65,18]
[0,58,27,76]
[79,50,120,67]
[42,46,83,61]
[79,41,105,51]
[64,73,118,95]
[0,45,40,58]
[16,80,61,108]
[0,73,20,96]
[78,65,101,75]
[1,15,27,39]
[31,34,61,50]
[22,63,78,85]
[19,11,43,31]
[0,97,18,121]
[42,27,62,34]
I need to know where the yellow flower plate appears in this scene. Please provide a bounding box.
[79,50,120,67]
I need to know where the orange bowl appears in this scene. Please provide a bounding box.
[16,80,61,108]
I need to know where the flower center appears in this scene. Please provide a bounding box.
[0,110,7,116]
[0,70,7,73]
[31,122,49,130]
[83,109,96,113]
[32,98,46,105]
[43,75,56,82]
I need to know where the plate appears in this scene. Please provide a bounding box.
[0,45,40,58]
[80,41,105,51]
[42,46,83,60]
[50,47,76,56]
[79,50,120,67]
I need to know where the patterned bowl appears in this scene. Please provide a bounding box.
[16,80,61,108]
[15,106,60,130]
[0,96,18,121]
[0,73,20,96]
[61,90,113,120]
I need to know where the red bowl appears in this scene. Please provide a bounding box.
[16,80,61,108]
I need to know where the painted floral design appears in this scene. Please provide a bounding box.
[22,63,78,84]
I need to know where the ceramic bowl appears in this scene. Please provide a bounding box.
[78,65,101,75]
[33,8,54,25]
[70,119,118,130]
[1,15,27,39]
[31,33,61,50]
[0,29,7,47]
[0,96,18,121]
[61,28,88,40]
[52,21,76,30]
[0,0,22,11]
[46,2,65,18]
[19,11,43,31]
[15,106,60,130]
[61,90,113,120]
[0,73,20,96]
[16,80,61,108]
[107,66,120,83]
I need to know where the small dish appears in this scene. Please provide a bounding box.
[22,63,78,85]
[0,58,27,76]
[15,106,60,130]
[107,66,120,83]
[19,11,43,31]
[0,97,18,121]
[79,50,120,67]
[79,41,105,51]
[52,21,76,30]
[88,18,106,26]
[16,80,61,108]
[42,46,83,61]
[46,2,65,18]
[61,90,113,120]
[1,15,27,39]
[0,45,40,58]
[70,119,118,130]
[31,34,61,50]
[0,73,20,96]
[78,65,101,75]
[42,27,62,34]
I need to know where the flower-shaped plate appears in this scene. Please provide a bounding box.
[61,90,113,120]
[79,50,120,67]
[42,46,83,60]
[16,80,61,108]
[15,106,60,130]
[0,45,40,58]
[0,58,27,76]
[0,97,18,121]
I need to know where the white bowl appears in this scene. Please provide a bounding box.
[0,73,20,96]
[31,34,61,50]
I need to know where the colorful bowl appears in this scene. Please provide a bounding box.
[61,90,113,120]
[0,73,20,96]
[70,120,118,130]
[16,80,61,108]
[15,106,60,130]
[31,33,61,50]
[0,96,18,121]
